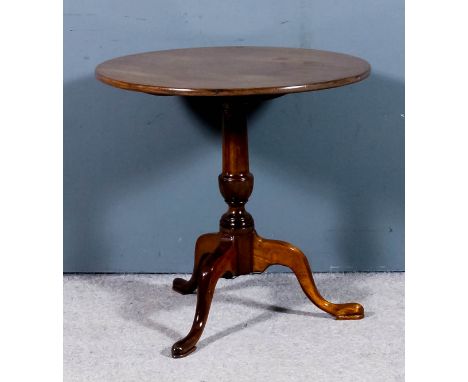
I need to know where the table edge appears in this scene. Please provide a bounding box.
[95,66,370,97]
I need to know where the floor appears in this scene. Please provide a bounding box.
[64,273,404,382]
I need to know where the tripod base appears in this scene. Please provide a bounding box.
[171,99,363,358]
[171,230,364,358]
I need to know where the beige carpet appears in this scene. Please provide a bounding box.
[64,273,404,382]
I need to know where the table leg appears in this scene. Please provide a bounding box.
[171,237,237,358]
[173,232,221,295]
[252,234,364,320]
[171,97,363,358]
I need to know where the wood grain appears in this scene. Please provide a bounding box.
[170,100,364,357]
[95,46,370,96]
[95,48,370,358]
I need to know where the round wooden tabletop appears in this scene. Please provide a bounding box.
[95,46,370,97]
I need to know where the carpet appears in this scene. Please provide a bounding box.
[64,273,404,382]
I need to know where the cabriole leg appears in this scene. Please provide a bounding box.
[172,239,237,358]
[253,234,364,320]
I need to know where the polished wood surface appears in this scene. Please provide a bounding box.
[252,235,364,319]
[95,46,370,96]
[172,229,364,358]
[170,99,364,358]
[172,232,221,296]
[172,237,237,358]
[95,47,369,358]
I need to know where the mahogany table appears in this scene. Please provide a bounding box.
[95,46,371,358]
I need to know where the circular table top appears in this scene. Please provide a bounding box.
[95,46,370,97]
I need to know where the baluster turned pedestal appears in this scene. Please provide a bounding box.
[171,100,364,358]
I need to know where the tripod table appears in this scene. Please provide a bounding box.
[95,46,371,358]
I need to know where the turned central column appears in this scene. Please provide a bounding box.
[218,100,255,274]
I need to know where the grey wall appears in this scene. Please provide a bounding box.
[64,0,404,272]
